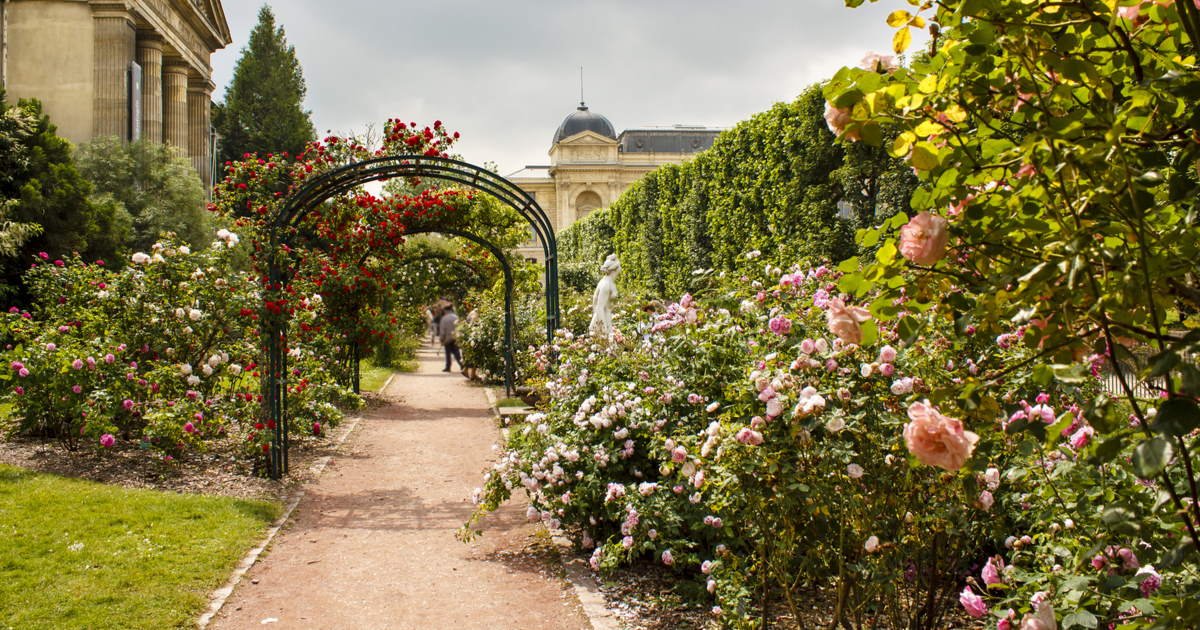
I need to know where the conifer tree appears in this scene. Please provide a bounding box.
[213,5,315,164]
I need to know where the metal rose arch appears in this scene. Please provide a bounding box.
[263,155,559,478]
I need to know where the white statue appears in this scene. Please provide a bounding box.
[589,254,621,339]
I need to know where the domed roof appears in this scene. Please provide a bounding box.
[553,104,616,144]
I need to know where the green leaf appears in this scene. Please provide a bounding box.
[1151,399,1200,437]
[1132,437,1174,479]
[859,319,878,346]
[1063,610,1098,629]
[1088,435,1126,465]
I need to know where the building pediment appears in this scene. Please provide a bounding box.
[555,130,619,146]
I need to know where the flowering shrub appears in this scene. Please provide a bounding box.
[0,233,356,460]
[467,261,1064,627]
[821,0,1200,626]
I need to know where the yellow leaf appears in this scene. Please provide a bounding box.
[889,132,916,158]
[918,74,938,94]
[912,15,926,28]
[910,142,939,171]
[914,119,944,138]
[887,10,912,27]
[943,104,968,123]
[893,27,913,54]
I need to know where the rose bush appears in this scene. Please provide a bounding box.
[466,259,1068,628]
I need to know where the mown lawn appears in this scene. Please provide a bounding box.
[359,360,399,393]
[0,464,280,629]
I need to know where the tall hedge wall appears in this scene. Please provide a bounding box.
[559,84,916,297]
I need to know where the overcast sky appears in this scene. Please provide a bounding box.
[211,1,909,176]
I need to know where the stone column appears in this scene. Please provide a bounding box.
[187,79,213,186]
[136,35,163,144]
[92,5,136,139]
[162,59,190,152]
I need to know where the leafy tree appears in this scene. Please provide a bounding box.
[0,92,124,298]
[75,137,212,252]
[213,4,315,164]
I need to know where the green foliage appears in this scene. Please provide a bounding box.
[213,5,315,164]
[0,464,279,630]
[559,85,915,298]
[825,0,1200,625]
[0,94,121,298]
[75,137,213,252]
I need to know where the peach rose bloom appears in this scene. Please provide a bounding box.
[903,400,979,471]
[823,103,860,141]
[898,211,950,265]
[825,298,871,345]
[1019,605,1057,630]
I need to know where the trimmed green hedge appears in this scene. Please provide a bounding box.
[559,84,916,297]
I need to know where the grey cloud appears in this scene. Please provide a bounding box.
[212,1,914,174]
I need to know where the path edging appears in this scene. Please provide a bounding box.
[197,391,374,628]
[482,387,622,630]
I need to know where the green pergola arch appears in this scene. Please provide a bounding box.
[263,155,558,478]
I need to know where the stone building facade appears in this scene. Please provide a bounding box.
[0,0,231,187]
[509,104,721,262]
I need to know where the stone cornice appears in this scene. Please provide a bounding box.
[124,0,230,79]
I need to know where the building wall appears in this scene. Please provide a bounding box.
[0,0,229,187]
[4,0,96,142]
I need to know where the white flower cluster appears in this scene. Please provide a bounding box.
[215,229,241,248]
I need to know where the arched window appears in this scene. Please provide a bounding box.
[575,190,603,220]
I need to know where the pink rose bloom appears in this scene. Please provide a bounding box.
[18,368,29,378]
[998,620,1013,630]
[71,359,84,370]
[879,363,895,377]
[661,550,674,566]
[799,338,816,354]
[826,298,871,345]
[903,400,979,471]
[879,345,897,363]
[898,212,950,265]
[959,586,987,618]
[122,399,134,410]
[1068,426,1093,449]
[768,316,792,336]
[982,556,1005,586]
[735,427,764,446]
[823,103,857,139]
[71,384,83,394]
[978,490,995,511]
[671,446,687,463]
[1138,565,1161,596]
[859,51,899,73]
[99,433,115,448]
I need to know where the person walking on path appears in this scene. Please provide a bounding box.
[439,304,464,372]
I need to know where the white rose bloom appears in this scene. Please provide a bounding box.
[864,536,880,553]
[847,463,864,479]
[208,355,222,367]
[825,417,846,433]
[216,229,231,240]
[229,364,242,375]
[188,309,202,321]
[187,375,201,386]
[174,308,185,319]
[179,246,191,255]
[201,364,213,377]
[180,363,193,375]
[131,252,150,264]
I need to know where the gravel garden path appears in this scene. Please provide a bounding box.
[211,344,591,629]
